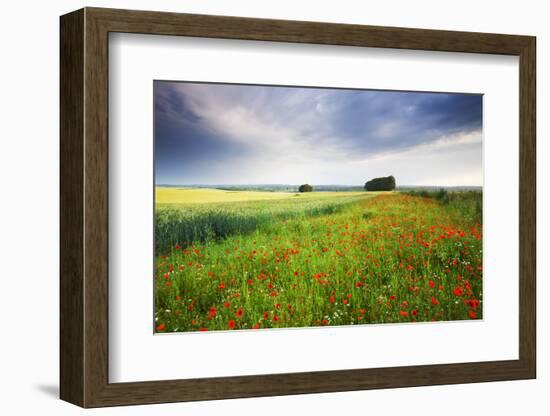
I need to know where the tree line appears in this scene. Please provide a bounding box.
[297,176,396,192]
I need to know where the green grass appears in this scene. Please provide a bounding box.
[154,191,483,332]
[155,190,378,253]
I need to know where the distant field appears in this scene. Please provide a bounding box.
[155,187,367,205]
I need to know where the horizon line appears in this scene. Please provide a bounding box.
[156,183,483,188]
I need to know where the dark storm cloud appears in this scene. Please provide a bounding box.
[311,89,482,154]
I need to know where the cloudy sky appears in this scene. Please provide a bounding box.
[154,81,482,187]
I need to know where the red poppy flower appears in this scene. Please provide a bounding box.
[399,311,409,317]
[273,314,279,322]
[198,327,208,331]
[156,323,165,332]
[431,296,439,305]
[218,282,225,289]
[263,312,269,319]
[390,295,396,301]
[429,280,435,288]
[469,310,477,319]
[322,319,329,326]
[208,307,216,318]
[252,322,261,329]
[453,286,464,296]
[411,310,418,317]
[236,309,244,318]
[224,301,231,309]
[329,296,335,304]
[228,320,236,329]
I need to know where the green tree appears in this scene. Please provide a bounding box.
[364,175,396,191]
[298,184,313,192]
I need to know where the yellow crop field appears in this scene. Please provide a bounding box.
[155,187,367,205]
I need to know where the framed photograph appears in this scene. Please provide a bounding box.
[60,7,536,407]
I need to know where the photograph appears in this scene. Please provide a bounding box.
[153,81,484,333]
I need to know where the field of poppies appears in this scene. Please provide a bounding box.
[154,190,483,333]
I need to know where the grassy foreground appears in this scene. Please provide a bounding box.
[154,190,482,332]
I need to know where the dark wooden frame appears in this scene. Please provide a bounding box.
[60,7,536,408]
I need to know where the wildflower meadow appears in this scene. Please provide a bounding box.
[154,189,483,333]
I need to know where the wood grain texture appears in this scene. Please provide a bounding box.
[88,7,532,54]
[83,10,110,407]
[59,7,537,408]
[59,8,84,407]
[518,38,536,376]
